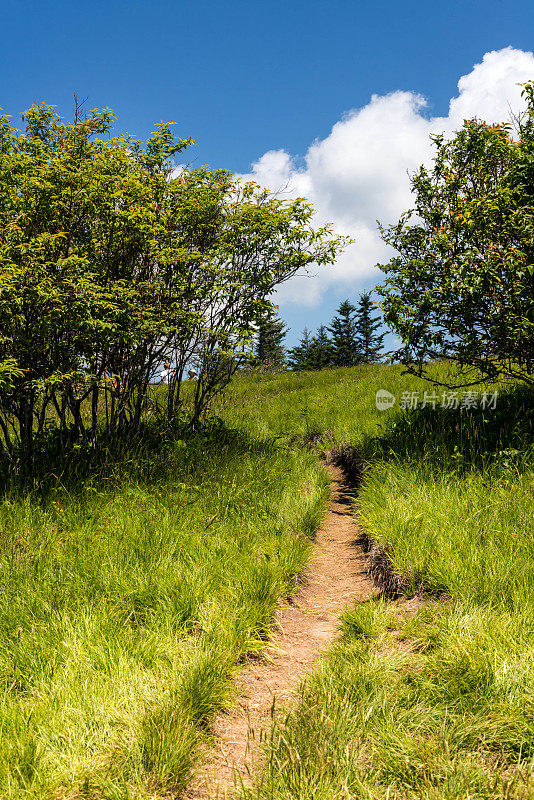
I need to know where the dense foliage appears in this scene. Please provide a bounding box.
[379,83,534,386]
[255,306,287,371]
[0,104,345,474]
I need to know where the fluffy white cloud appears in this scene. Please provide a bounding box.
[240,47,534,306]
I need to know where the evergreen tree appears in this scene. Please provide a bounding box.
[354,291,385,363]
[256,307,287,371]
[328,300,361,367]
[307,325,333,369]
[287,327,312,371]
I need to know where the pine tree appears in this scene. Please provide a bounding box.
[256,307,287,371]
[307,326,333,369]
[328,300,361,367]
[354,291,385,363]
[287,327,312,371]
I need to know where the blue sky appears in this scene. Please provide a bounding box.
[2,0,534,346]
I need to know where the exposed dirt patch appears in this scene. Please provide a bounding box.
[186,463,378,799]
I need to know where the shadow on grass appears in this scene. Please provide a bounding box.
[362,383,534,474]
[0,414,277,500]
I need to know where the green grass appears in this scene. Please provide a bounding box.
[243,601,534,799]
[0,420,328,798]
[2,362,533,798]
[209,364,534,800]
[214,363,412,444]
[358,460,534,608]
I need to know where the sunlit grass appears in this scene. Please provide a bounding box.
[244,600,534,800]
[0,421,328,798]
[214,364,534,800]
[2,361,533,799]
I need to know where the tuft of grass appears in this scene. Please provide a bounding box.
[134,699,199,797]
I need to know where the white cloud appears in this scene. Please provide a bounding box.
[240,47,534,306]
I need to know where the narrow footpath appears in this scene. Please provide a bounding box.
[187,462,377,799]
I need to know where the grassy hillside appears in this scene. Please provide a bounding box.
[217,364,533,613]
[0,420,328,798]
[2,363,533,799]
[212,364,534,800]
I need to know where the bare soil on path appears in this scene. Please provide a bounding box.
[186,462,379,799]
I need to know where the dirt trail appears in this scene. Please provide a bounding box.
[187,463,377,799]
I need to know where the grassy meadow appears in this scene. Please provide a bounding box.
[212,364,534,799]
[0,417,328,798]
[1,362,533,798]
